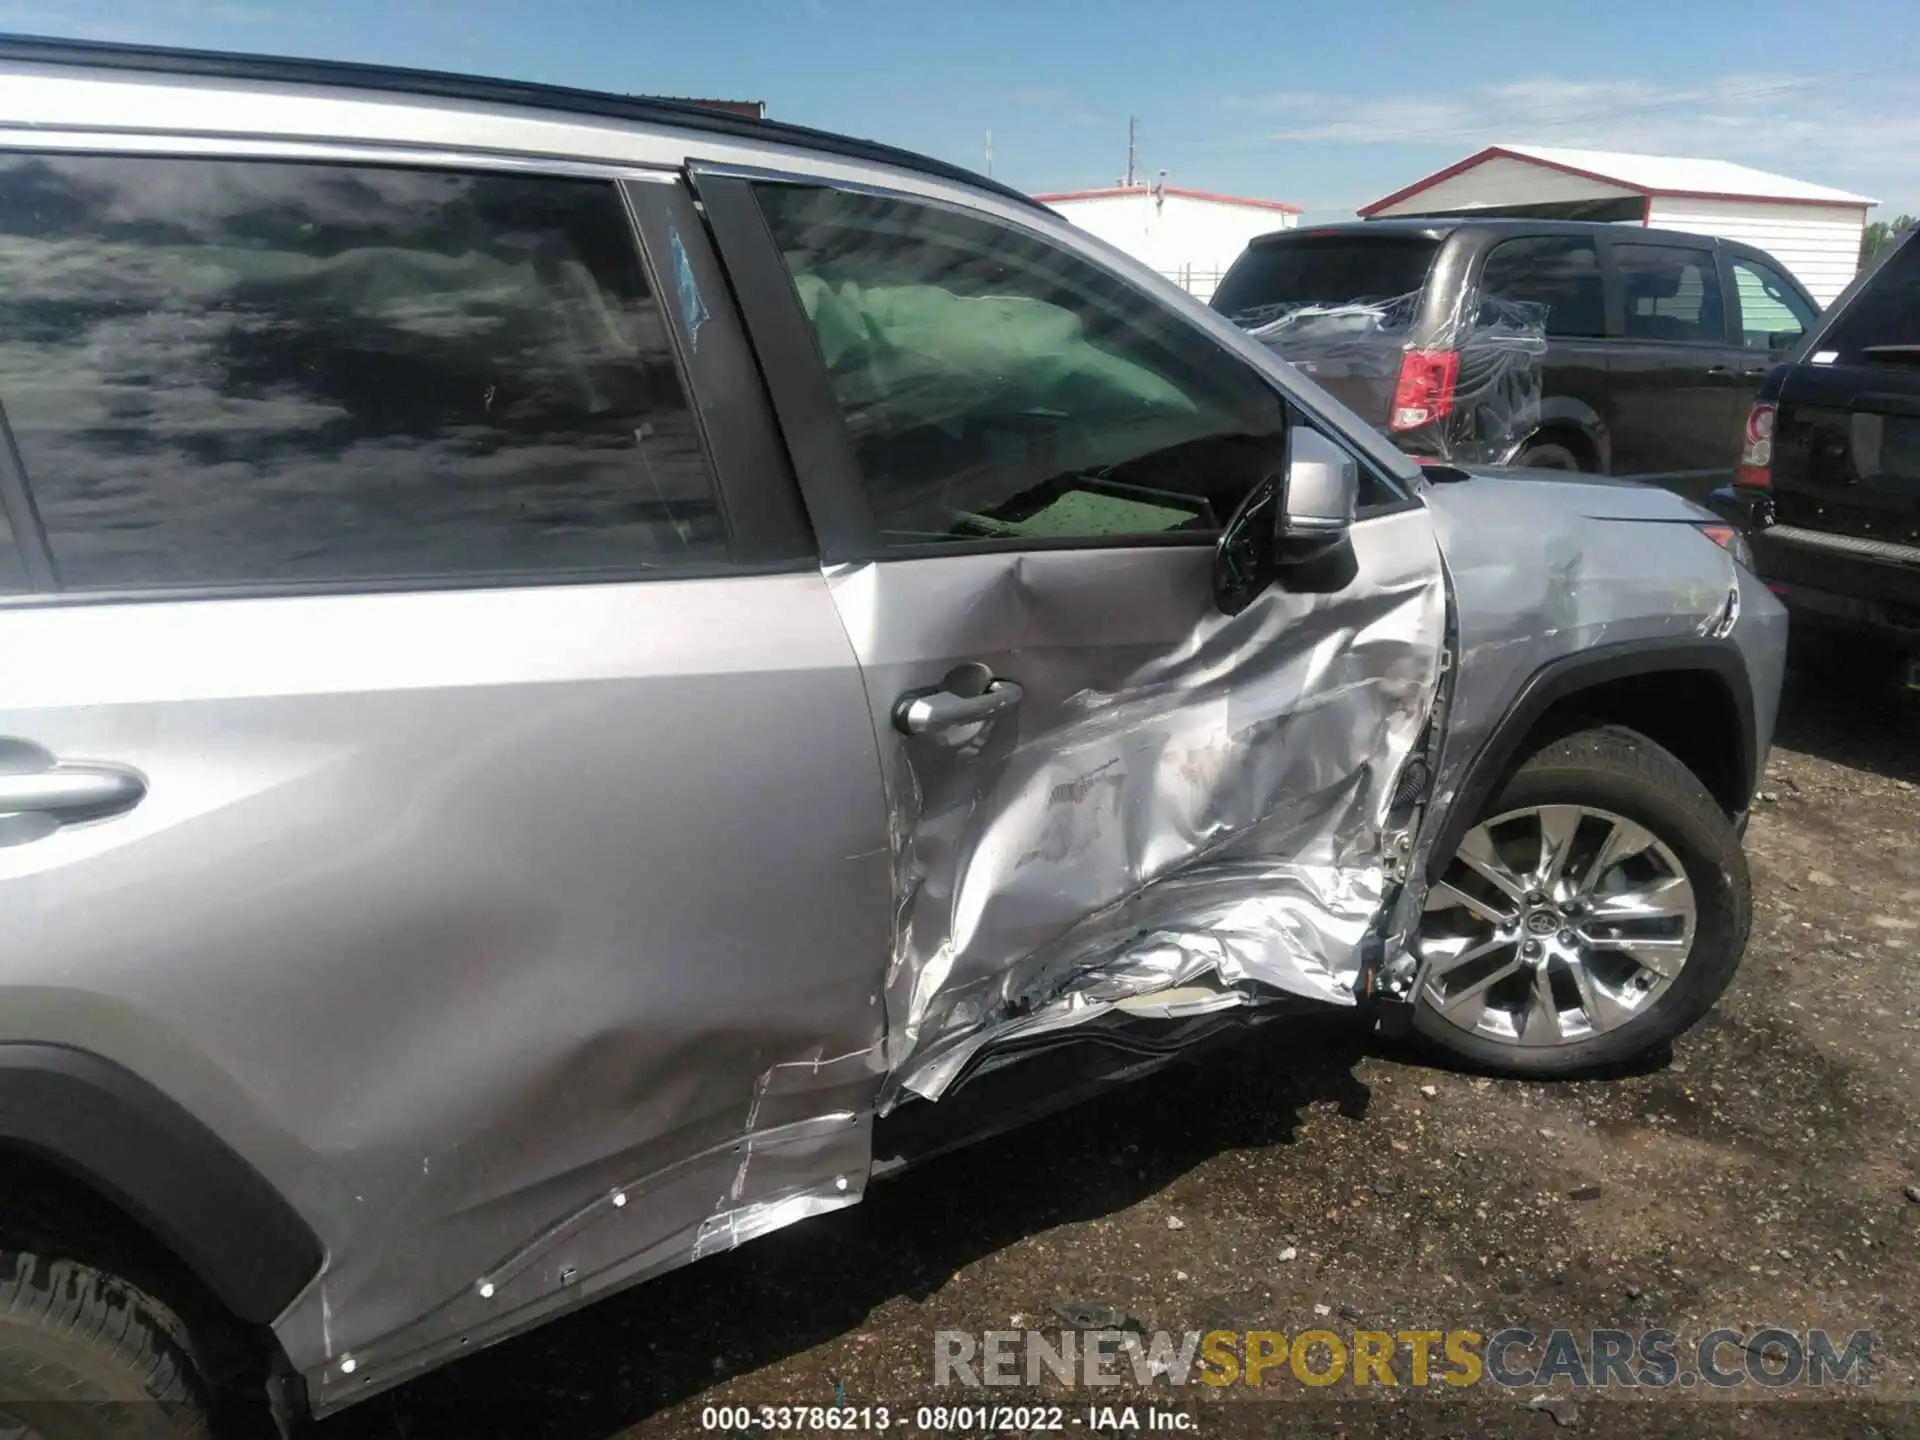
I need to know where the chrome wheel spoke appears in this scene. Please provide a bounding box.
[1566,955,1637,1033]
[1521,963,1563,1044]
[1587,934,1688,980]
[1421,931,1512,978]
[1580,816,1657,894]
[1432,958,1525,1025]
[1536,805,1583,893]
[1585,875,1693,925]
[1455,827,1529,905]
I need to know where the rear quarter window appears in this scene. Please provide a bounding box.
[1211,235,1440,331]
[1478,236,1606,338]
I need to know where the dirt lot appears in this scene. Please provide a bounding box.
[320,674,1920,1440]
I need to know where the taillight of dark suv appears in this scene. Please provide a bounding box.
[1734,402,1775,489]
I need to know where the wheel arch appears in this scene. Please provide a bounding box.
[1512,397,1611,474]
[1427,638,1756,884]
[0,1043,323,1326]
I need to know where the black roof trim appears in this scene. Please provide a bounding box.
[0,33,1045,212]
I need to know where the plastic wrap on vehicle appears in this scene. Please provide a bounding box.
[1238,293,1550,464]
[824,513,1449,1108]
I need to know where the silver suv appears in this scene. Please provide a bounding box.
[0,38,1784,1437]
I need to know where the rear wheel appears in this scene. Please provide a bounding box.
[0,1250,211,1440]
[1412,725,1748,1076]
[1513,440,1581,471]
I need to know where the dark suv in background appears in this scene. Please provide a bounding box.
[1715,222,1920,684]
[1212,219,1821,503]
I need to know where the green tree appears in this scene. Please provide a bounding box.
[1861,214,1916,265]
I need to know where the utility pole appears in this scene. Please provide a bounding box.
[1125,115,1136,187]
[984,129,993,177]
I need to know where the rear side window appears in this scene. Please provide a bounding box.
[1211,236,1440,331]
[1479,236,1605,338]
[0,154,723,591]
[1730,256,1819,351]
[1613,242,1725,344]
[1819,233,1920,365]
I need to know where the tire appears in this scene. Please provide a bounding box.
[1412,725,1749,1077]
[0,1250,211,1439]
[1514,441,1581,471]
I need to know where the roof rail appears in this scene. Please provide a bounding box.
[0,33,1045,212]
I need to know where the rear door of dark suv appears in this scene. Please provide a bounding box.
[1757,229,1920,643]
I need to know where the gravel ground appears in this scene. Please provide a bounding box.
[320,674,1920,1440]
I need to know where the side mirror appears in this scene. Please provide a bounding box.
[1210,424,1360,615]
[1769,330,1800,353]
[1275,427,1358,564]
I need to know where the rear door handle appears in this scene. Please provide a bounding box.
[0,749,146,826]
[892,679,1024,736]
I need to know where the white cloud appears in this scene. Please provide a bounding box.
[1217,70,1920,211]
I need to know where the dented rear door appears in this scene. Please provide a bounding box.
[0,152,892,1406]
[698,172,1450,1108]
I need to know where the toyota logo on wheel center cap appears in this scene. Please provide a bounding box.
[1525,911,1560,935]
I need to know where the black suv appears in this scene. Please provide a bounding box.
[1212,219,1821,503]
[1713,223,1920,682]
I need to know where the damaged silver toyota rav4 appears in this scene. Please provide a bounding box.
[0,38,1785,1437]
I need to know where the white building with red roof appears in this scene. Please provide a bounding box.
[1034,182,1301,302]
[1360,145,1876,305]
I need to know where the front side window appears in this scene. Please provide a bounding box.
[1479,236,1606,338]
[753,184,1296,548]
[1613,243,1725,344]
[1731,257,1819,351]
[0,154,723,590]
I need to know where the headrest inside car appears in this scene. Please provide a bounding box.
[1627,268,1683,300]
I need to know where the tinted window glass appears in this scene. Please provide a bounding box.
[1730,257,1819,351]
[0,154,722,590]
[755,185,1313,548]
[1820,232,1920,364]
[1614,243,1724,344]
[1480,236,1605,338]
[1211,236,1440,330]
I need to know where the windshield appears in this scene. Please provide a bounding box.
[1210,235,1441,329]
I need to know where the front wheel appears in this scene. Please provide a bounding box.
[0,1250,211,1439]
[1412,726,1749,1076]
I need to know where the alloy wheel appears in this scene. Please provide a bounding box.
[1417,804,1697,1047]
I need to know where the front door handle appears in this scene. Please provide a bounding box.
[0,766,145,818]
[892,679,1024,736]
[0,740,146,834]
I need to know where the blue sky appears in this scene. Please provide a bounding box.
[5,0,1917,221]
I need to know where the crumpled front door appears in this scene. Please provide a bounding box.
[830,510,1448,1106]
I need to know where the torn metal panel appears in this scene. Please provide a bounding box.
[825,510,1449,1107]
[304,1107,873,1410]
